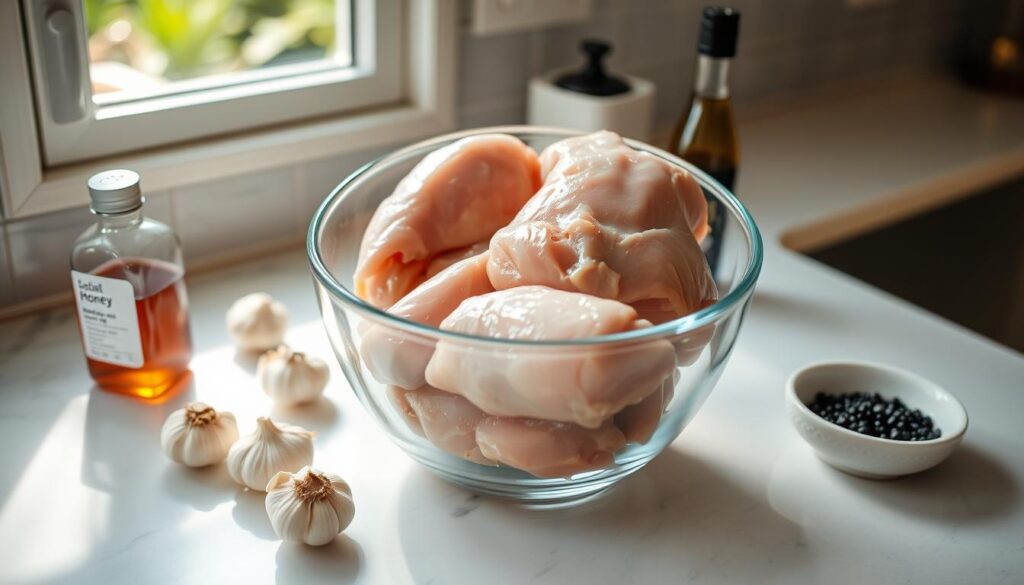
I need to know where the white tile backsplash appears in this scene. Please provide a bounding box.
[534,7,620,73]
[636,60,689,127]
[741,0,803,50]
[458,30,536,106]
[458,97,527,129]
[145,192,175,229]
[172,166,299,263]
[615,6,692,70]
[5,192,173,304]
[301,147,393,229]
[6,206,93,303]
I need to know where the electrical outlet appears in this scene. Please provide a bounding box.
[471,0,592,36]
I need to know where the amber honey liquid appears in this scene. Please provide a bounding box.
[83,258,192,398]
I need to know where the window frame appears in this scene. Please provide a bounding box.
[27,0,403,165]
[0,0,456,219]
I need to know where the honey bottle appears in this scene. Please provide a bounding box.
[71,170,193,399]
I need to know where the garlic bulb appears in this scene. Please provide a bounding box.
[227,417,314,491]
[266,466,355,546]
[226,293,289,352]
[258,345,330,406]
[161,402,239,467]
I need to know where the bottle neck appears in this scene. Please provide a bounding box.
[97,207,144,232]
[693,54,731,100]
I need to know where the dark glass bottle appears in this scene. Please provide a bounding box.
[670,6,740,274]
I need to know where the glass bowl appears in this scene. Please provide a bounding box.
[307,127,763,504]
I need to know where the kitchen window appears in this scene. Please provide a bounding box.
[0,0,455,218]
[29,0,400,165]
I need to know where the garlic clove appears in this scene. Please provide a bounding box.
[306,502,344,546]
[266,466,355,546]
[227,416,314,491]
[226,293,289,352]
[325,482,356,528]
[266,474,308,525]
[160,402,239,467]
[257,345,330,406]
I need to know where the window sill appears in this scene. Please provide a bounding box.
[19,101,453,218]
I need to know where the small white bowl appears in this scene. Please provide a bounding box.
[786,361,968,479]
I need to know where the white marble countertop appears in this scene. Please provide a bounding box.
[1,78,1023,585]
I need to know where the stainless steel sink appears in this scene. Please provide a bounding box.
[803,177,1024,353]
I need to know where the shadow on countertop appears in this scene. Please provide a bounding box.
[275,535,363,585]
[159,461,237,512]
[767,439,1020,539]
[828,443,1019,526]
[232,348,262,374]
[232,487,277,540]
[394,448,810,584]
[271,396,342,440]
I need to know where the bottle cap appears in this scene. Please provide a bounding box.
[698,6,740,58]
[554,39,631,97]
[87,169,143,214]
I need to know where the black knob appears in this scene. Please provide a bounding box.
[582,40,612,70]
[554,39,631,97]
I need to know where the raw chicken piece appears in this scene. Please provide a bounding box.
[614,379,669,444]
[387,385,425,437]
[536,131,708,240]
[475,417,626,478]
[488,130,718,320]
[632,300,717,366]
[391,384,628,476]
[671,323,717,366]
[392,385,495,466]
[424,241,490,279]
[424,286,677,429]
[361,253,494,389]
[355,134,541,308]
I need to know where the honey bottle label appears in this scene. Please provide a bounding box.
[71,270,144,368]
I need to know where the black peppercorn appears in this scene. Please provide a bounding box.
[807,392,941,442]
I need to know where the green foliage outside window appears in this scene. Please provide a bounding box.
[86,0,336,84]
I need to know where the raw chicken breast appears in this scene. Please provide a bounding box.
[424,241,490,279]
[387,385,425,437]
[361,253,494,389]
[355,134,541,308]
[475,417,626,478]
[536,131,708,240]
[632,300,717,367]
[391,385,629,476]
[614,380,668,444]
[392,385,495,466]
[488,130,718,319]
[424,286,677,429]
